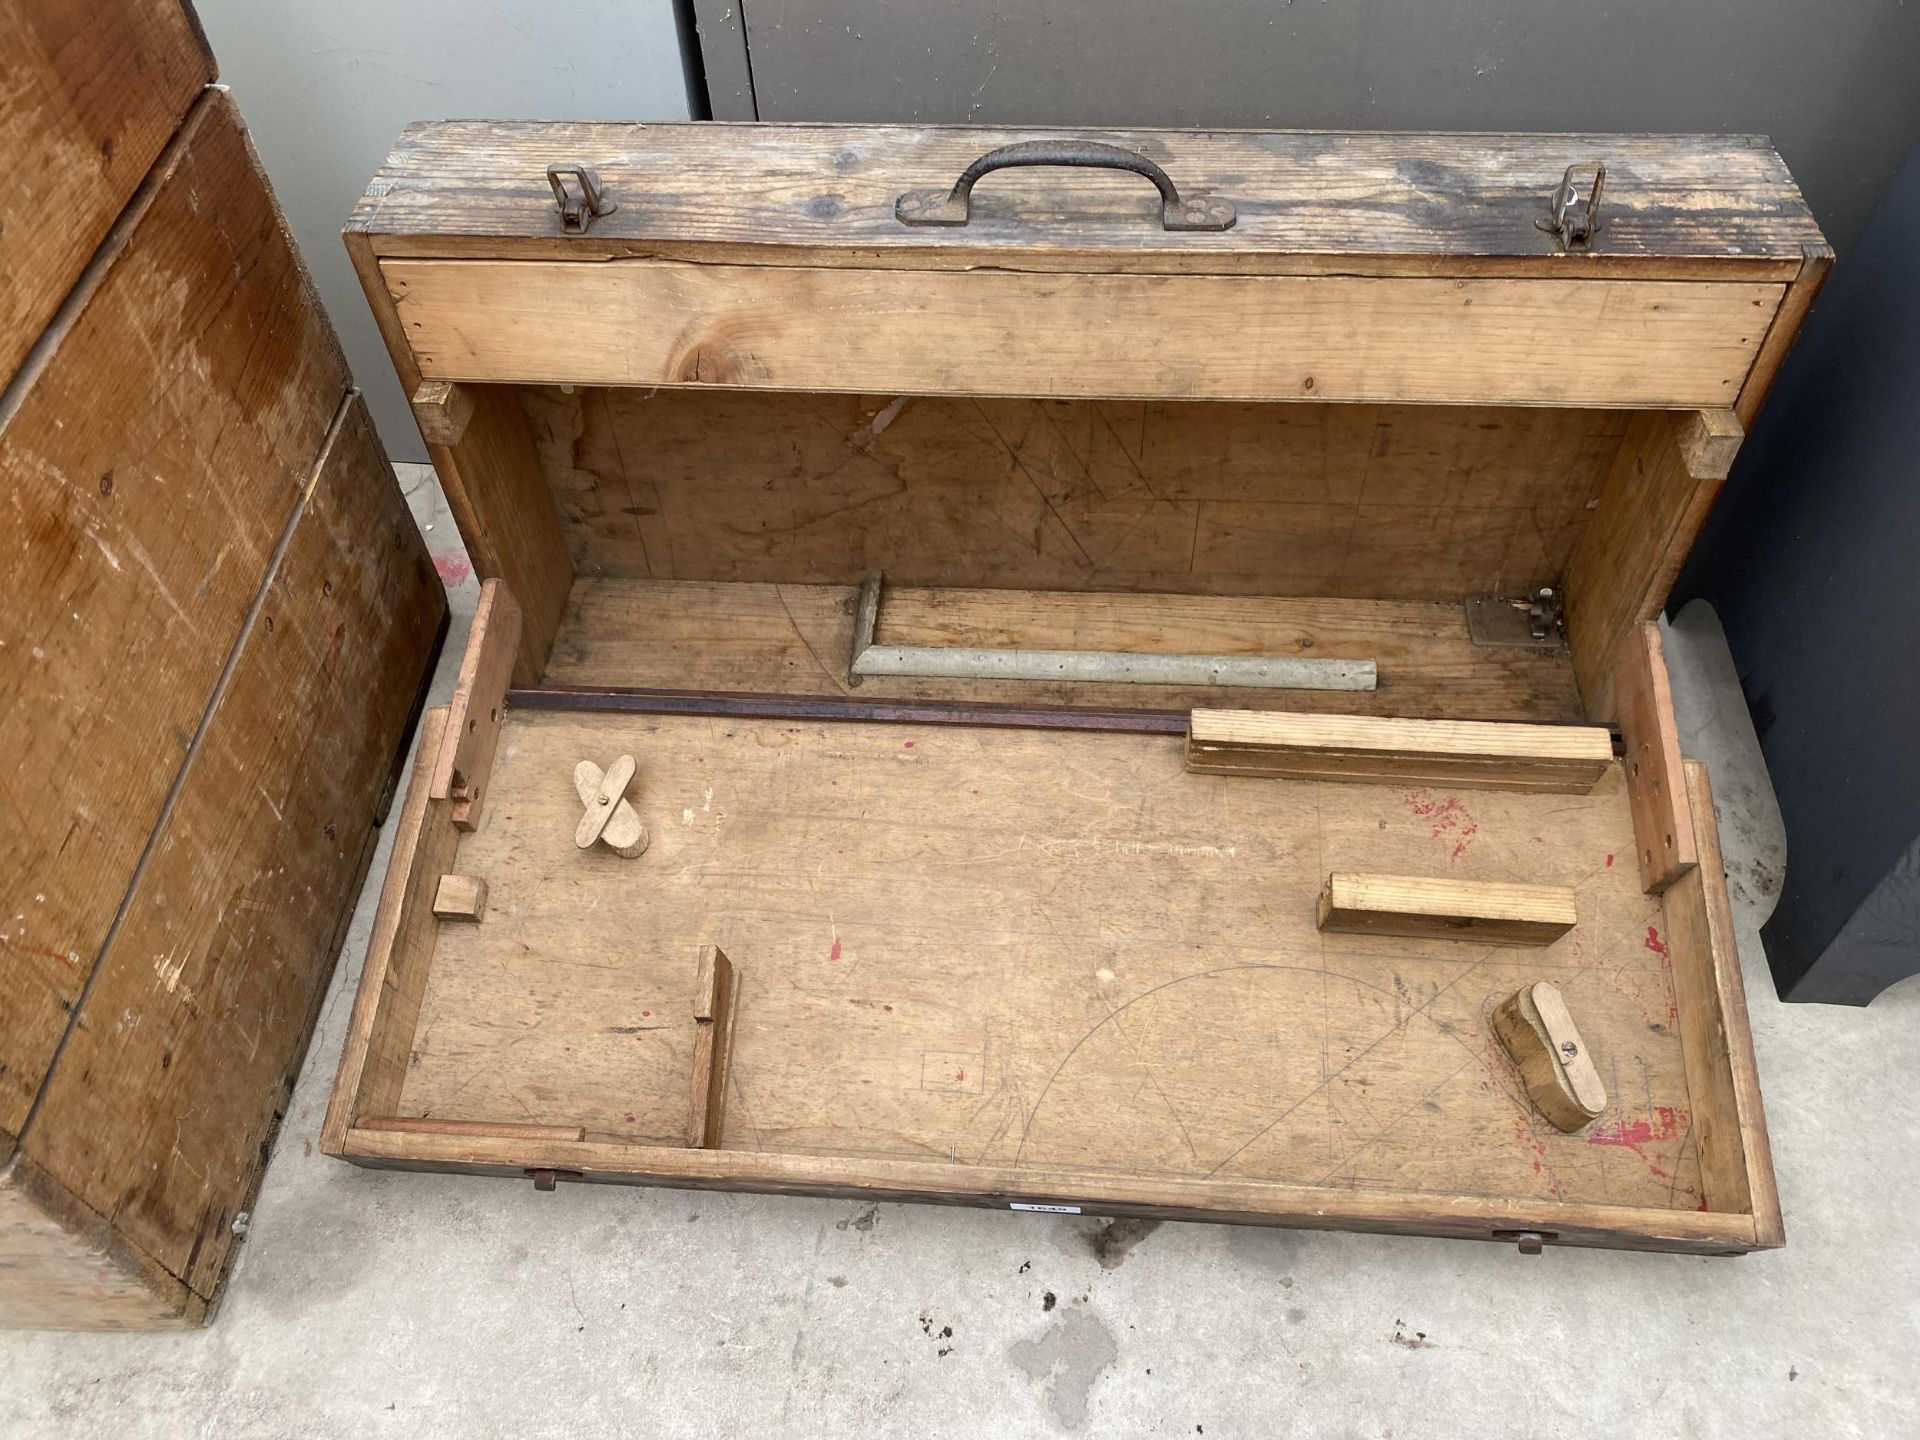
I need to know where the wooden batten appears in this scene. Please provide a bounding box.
[321,708,458,1154]
[354,1117,585,1144]
[1316,873,1577,946]
[687,945,735,1149]
[1186,710,1612,792]
[1613,622,1699,894]
[409,379,476,446]
[432,578,521,829]
[387,260,1777,408]
[1663,762,1783,1244]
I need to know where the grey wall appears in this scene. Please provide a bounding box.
[710,0,1920,257]
[195,0,697,461]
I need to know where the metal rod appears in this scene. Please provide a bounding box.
[852,643,1377,690]
[507,686,1192,735]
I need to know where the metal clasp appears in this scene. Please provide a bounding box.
[547,164,616,235]
[1538,163,1606,252]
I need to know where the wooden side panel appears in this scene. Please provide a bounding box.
[321,708,457,1154]
[1563,411,1738,719]
[1614,622,1700,894]
[23,396,446,1301]
[0,91,350,1143]
[1665,762,1783,1243]
[388,260,1780,408]
[0,1158,198,1330]
[545,577,1589,723]
[0,0,213,382]
[522,389,1627,603]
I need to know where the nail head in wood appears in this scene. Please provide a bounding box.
[431,873,488,922]
[1492,980,1608,1132]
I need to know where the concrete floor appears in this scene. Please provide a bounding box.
[3,466,1916,1438]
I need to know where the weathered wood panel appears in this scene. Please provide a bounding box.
[0,0,212,382]
[521,389,1627,602]
[23,395,445,1299]
[389,260,1780,408]
[353,122,1827,278]
[0,90,349,1144]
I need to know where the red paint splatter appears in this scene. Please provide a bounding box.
[1644,925,1668,955]
[641,1010,651,1018]
[829,938,843,960]
[432,554,471,586]
[954,1070,966,1083]
[1605,853,1615,868]
[1402,788,1479,862]
[1587,1105,1687,1180]
[624,1113,636,1124]
[0,934,79,967]
[903,740,916,749]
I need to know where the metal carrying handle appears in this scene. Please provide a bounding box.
[895,140,1236,232]
[547,163,617,234]
[1537,162,1606,252]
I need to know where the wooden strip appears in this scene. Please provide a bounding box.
[336,1129,1760,1255]
[409,379,476,446]
[349,122,1825,278]
[432,578,522,829]
[1492,981,1608,1132]
[1565,412,1734,719]
[343,232,571,686]
[1674,409,1745,480]
[431,875,488,922]
[1187,710,1612,792]
[1665,761,1783,1242]
[320,708,457,1155]
[1613,623,1698,894]
[354,1116,584,1143]
[1317,873,1576,946]
[688,945,735,1148]
[1736,249,1834,426]
[859,643,1376,690]
[386,260,1779,408]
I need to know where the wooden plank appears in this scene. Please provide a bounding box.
[525,388,1629,605]
[431,577,521,829]
[0,0,213,383]
[344,233,570,687]
[351,122,1824,279]
[1613,622,1699,895]
[409,379,476,446]
[0,1155,201,1330]
[1665,761,1783,1243]
[337,1129,1758,1256]
[1317,874,1577,946]
[390,709,1707,1224]
[354,1117,584,1143]
[1564,412,1730,720]
[23,394,445,1300]
[432,875,488,922]
[1186,710,1612,792]
[545,578,1587,723]
[687,944,734,1148]
[387,259,1780,408]
[1736,250,1834,427]
[321,707,457,1158]
[0,91,351,1146]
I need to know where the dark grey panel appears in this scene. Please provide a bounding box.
[729,0,1920,251]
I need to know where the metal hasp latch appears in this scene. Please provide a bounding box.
[1538,162,1606,252]
[547,163,616,234]
[1465,589,1566,650]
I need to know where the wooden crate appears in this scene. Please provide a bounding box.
[0,86,446,1328]
[324,123,1820,1254]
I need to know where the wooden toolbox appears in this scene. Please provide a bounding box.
[324,123,1828,1253]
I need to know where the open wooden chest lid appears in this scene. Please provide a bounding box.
[354,122,1828,277]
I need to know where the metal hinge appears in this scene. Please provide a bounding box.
[547,163,616,235]
[1537,163,1606,252]
[1465,588,1566,650]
